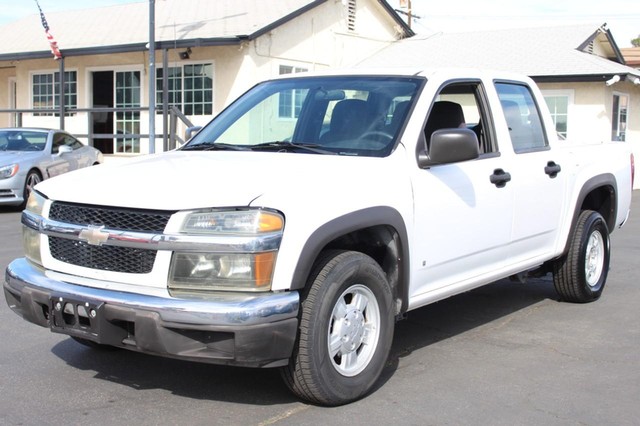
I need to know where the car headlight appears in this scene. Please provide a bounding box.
[0,164,19,179]
[169,209,284,293]
[22,191,47,266]
[181,209,284,234]
[169,252,277,292]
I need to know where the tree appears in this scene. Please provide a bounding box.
[632,34,640,47]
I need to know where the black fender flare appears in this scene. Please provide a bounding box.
[290,206,411,313]
[561,173,617,257]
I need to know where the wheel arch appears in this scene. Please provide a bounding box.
[562,173,617,256]
[290,206,410,315]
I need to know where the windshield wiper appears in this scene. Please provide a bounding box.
[250,141,336,155]
[181,142,249,151]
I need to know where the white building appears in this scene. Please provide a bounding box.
[0,0,412,156]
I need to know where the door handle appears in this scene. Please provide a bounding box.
[545,161,562,178]
[490,169,511,188]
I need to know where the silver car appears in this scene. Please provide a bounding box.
[0,128,103,207]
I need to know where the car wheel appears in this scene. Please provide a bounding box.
[553,210,610,303]
[22,170,42,207]
[281,250,394,406]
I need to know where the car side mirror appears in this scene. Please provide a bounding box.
[417,128,480,168]
[56,145,73,156]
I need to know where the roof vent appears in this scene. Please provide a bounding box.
[585,40,594,54]
[346,0,356,32]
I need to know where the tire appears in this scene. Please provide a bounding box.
[22,170,42,208]
[281,250,394,406]
[553,210,610,303]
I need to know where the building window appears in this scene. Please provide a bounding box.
[115,71,141,154]
[544,94,570,139]
[156,66,182,110]
[612,93,628,141]
[278,65,308,119]
[156,63,212,115]
[32,71,77,115]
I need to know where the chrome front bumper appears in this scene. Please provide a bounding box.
[4,258,300,368]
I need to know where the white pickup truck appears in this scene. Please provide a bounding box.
[4,68,634,406]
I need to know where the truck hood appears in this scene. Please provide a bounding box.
[35,150,390,211]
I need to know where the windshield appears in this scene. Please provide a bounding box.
[183,75,424,157]
[0,130,47,152]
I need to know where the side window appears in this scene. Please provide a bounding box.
[64,135,83,150]
[495,82,548,153]
[612,92,628,141]
[425,81,495,154]
[52,133,65,154]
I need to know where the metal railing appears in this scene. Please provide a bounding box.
[0,106,196,152]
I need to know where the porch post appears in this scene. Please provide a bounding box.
[162,48,169,151]
[58,57,65,129]
[148,0,156,154]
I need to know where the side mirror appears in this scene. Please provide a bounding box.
[185,126,203,141]
[417,128,479,168]
[56,145,73,156]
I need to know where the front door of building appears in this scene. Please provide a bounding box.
[91,70,141,154]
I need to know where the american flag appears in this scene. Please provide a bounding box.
[35,0,62,60]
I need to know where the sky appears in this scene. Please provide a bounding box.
[0,0,637,47]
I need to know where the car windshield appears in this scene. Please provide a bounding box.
[0,130,47,152]
[182,75,424,157]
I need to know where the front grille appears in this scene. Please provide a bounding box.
[47,202,175,274]
[49,236,157,274]
[49,202,174,232]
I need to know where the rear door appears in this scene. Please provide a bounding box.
[494,82,566,264]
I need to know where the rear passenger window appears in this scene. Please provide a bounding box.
[495,82,548,153]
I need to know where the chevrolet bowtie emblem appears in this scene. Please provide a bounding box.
[78,225,110,246]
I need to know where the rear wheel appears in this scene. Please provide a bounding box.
[281,250,394,406]
[553,210,610,303]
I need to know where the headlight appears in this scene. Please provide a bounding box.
[181,209,284,234]
[22,191,47,266]
[23,226,43,266]
[0,163,19,179]
[169,252,277,292]
[170,209,284,293]
[25,190,46,216]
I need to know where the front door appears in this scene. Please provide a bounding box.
[92,71,114,154]
[409,80,513,307]
[91,70,141,154]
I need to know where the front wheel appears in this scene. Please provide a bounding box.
[553,210,610,303]
[281,250,394,406]
[21,170,42,208]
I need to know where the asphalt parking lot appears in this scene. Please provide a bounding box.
[1,195,639,426]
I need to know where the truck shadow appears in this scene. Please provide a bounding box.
[375,276,559,392]
[50,276,559,405]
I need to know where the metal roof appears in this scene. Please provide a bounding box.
[356,23,640,82]
[0,0,412,61]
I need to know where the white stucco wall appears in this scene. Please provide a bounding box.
[539,80,640,189]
